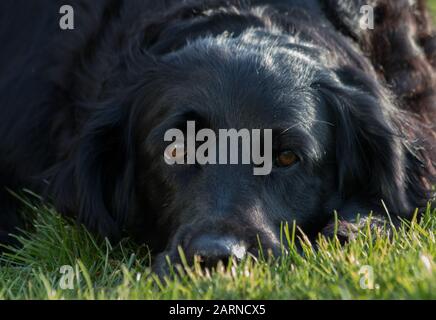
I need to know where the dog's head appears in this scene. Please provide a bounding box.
[135,31,413,270]
[49,7,431,272]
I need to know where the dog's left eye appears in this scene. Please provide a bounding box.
[276,150,298,167]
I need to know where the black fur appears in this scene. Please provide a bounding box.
[0,0,434,270]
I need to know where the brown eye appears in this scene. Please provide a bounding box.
[276,151,298,167]
[164,143,186,162]
[171,146,178,158]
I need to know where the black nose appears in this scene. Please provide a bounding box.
[187,235,247,268]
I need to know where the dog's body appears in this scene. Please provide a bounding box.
[0,0,435,271]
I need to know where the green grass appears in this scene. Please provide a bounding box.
[0,2,435,301]
[430,0,436,17]
[0,201,434,300]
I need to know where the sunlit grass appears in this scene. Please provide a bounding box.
[430,0,436,13]
[0,200,434,300]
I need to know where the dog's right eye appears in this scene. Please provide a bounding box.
[164,142,186,162]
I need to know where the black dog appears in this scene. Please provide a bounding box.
[0,0,435,272]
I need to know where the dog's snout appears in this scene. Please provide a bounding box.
[187,235,247,268]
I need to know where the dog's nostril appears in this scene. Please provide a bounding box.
[187,235,247,268]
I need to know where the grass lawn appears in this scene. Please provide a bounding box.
[0,200,434,300]
[430,0,436,16]
[0,2,435,300]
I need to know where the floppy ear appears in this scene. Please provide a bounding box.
[317,66,413,215]
[47,102,136,241]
